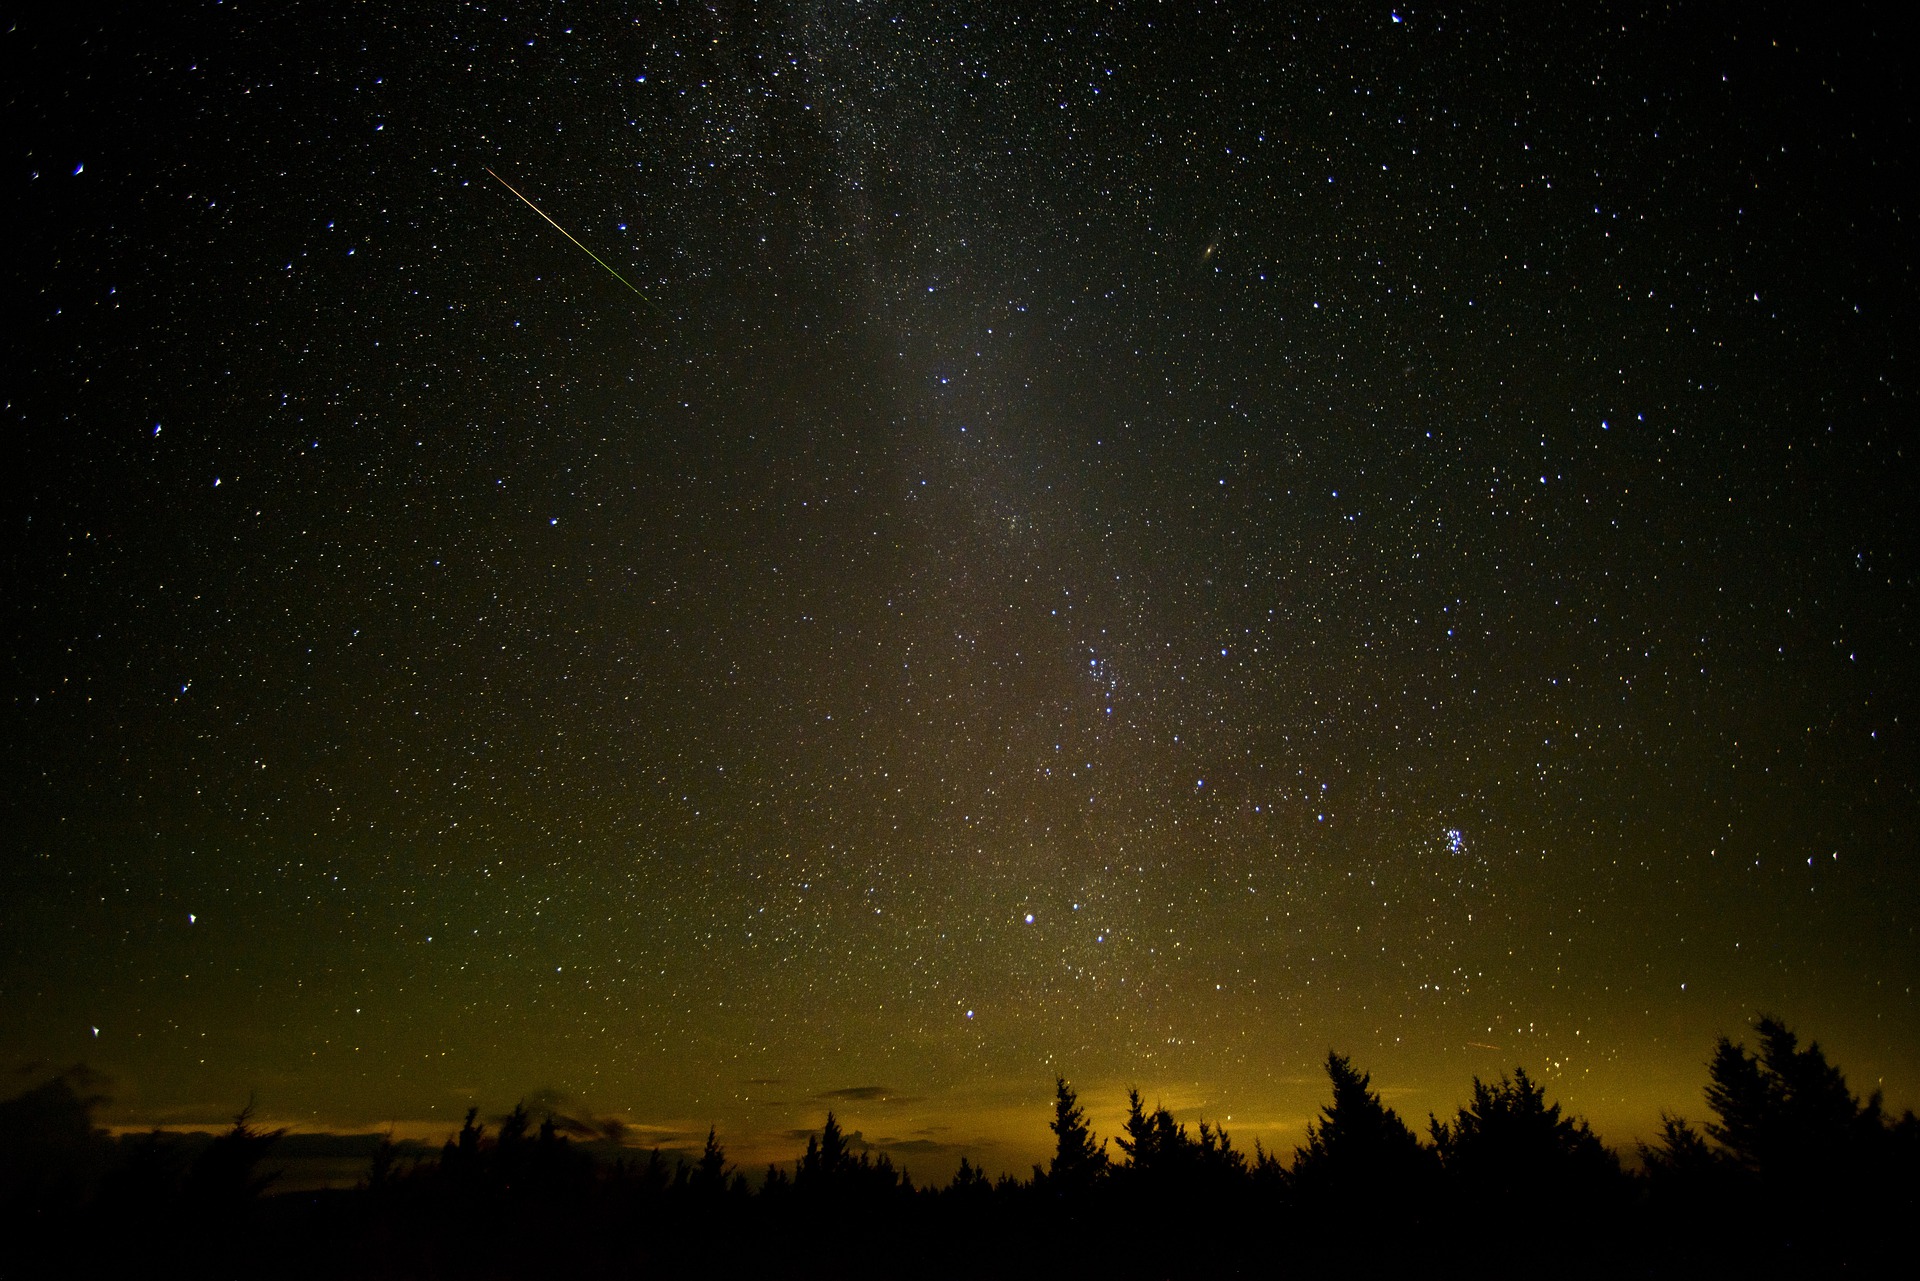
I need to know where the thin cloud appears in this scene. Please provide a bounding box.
[814,1085,922,1105]
[871,1137,961,1156]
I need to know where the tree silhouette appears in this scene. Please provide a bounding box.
[1114,1088,1193,1181]
[364,1127,400,1194]
[1705,1015,1862,1183]
[494,1099,533,1187]
[183,1099,285,1214]
[1194,1119,1247,1182]
[1430,1068,1621,1211]
[1639,1112,1718,1181]
[1634,1017,1920,1273]
[639,1145,670,1196]
[694,1125,729,1192]
[1290,1051,1433,1213]
[1039,1078,1107,1195]
[1638,1110,1742,1243]
[797,1110,853,1188]
[792,1111,911,1207]
[1251,1140,1287,1192]
[440,1105,485,1188]
[760,1161,791,1197]
[948,1154,991,1197]
[0,1067,114,1209]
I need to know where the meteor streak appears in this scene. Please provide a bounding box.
[484,166,660,313]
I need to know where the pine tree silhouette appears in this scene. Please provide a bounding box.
[796,1111,849,1187]
[1195,1119,1245,1180]
[640,1145,669,1196]
[1114,1088,1194,1181]
[1639,1112,1717,1181]
[1706,1015,1858,1182]
[364,1126,399,1193]
[948,1155,991,1197]
[694,1125,729,1192]
[183,1099,285,1213]
[441,1105,485,1186]
[1645,1017,1920,1273]
[761,1161,791,1197]
[1430,1068,1621,1208]
[1290,1051,1432,1211]
[1040,1078,1107,1195]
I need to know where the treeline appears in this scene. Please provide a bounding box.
[3,1017,1916,1278]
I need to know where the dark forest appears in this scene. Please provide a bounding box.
[3,1017,1914,1279]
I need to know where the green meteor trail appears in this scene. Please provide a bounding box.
[484,167,661,313]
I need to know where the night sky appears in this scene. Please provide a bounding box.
[6,3,1915,1177]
